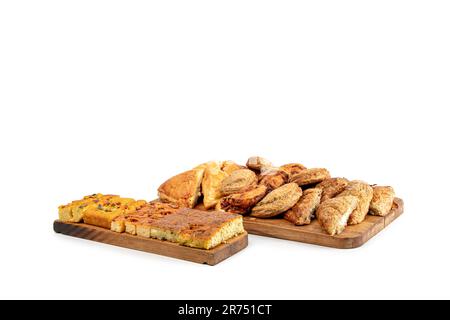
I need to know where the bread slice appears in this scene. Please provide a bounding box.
[158,168,205,208]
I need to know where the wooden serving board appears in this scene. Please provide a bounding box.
[53,221,248,265]
[242,198,404,249]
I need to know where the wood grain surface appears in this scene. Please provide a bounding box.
[242,198,404,249]
[53,221,248,265]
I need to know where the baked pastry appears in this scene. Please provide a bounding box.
[158,167,205,208]
[284,188,322,225]
[220,169,258,196]
[258,168,289,192]
[250,183,302,218]
[201,161,228,209]
[316,178,349,202]
[220,185,268,214]
[111,201,179,233]
[290,168,330,186]
[369,186,395,216]
[280,163,307,179]
[246,156,272,171]
[337,180,373,225]
[83,197,147,229]
[58,194,118,222]
[119,208,245,250]
[221,160,244,175]
[316,196,359,236]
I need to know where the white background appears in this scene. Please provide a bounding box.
[1,1,449,299]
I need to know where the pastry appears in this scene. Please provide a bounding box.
[246,156,272,171]
[111,201,179,233]
[369,186,395,216]
[58,194,118,223]
[201,161,228,209]
[316,196,359,236]
[221,160,244,175]
[258,168,289,192]
[220,185,268,214]
[250,183,302,218]
[280,163,307,179]
[284,188,322,225]
[220,169,258,196]
[83,197,147,229]
[158,167,205,208]
[119,208,245,250]
[316,178,349,202]
[337,180,373,225]
[290,168,330,186]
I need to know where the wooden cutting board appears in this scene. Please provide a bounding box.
[242,198,404,249]
[53,221,248,265]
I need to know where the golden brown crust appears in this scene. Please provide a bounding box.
[58,194,119,223]
[201,161,228,209]
[158,168,205,208]
[220,169,258,196]
[82,197,147,229]
[369,186,395,216]
[258,168,289,192]
[118,208,244,249]
[280,163,307,178]
[221,161,245,175]
[246,156,272,171]
[290,168,330,186]
[284,188,322,225]
[316,195,358,236]
[338,181,373,225]
[250,183,302,218]
[111,201,180,232]
[151,209,239,239]
[220,185,268,214]
[316,177,349,202]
